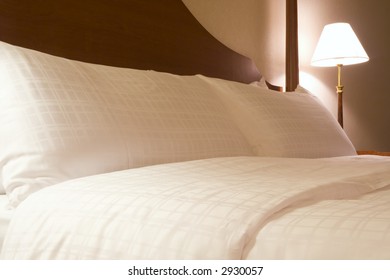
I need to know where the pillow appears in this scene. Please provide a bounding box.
[200,76,357,158]
[0,41,252,207]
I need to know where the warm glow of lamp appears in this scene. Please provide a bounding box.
[311,22,369,127]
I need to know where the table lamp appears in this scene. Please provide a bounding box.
[311,22,369,127]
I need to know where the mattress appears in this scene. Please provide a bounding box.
[0,195,13,252]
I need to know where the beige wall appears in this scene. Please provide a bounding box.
[183,0,390,151]
[183,0,287,86]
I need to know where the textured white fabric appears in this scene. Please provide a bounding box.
[0,41,252,208]
[0,195,13,253]
[200,76,357,158]
[1,156,390,260]
[246,180,390,259]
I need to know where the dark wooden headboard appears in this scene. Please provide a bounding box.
[0,0,298,87]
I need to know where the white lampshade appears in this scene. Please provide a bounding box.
[311,23,369,67]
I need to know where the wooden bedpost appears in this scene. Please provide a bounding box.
[286,0,299,92]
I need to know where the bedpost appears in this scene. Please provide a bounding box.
[286,0,299,92]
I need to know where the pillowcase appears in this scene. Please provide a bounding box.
[200,76,357,158]
[0,41,252,207]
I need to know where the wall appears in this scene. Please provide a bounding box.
[182,0,287,86]
[184,0,390,151]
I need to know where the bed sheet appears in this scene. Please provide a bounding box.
[245,185,390,259]
[1,156,390,259]
[0,195,13,253]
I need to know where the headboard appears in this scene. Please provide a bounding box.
[0,0,298,87]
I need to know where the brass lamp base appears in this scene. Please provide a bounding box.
[337,64,344,128]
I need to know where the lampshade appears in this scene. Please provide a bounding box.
[311,23,369,67]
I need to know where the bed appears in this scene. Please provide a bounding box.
[0,0,389,260]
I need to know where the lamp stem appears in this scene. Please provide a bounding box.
[336,64,344,128]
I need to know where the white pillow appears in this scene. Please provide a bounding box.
[0,41,252,207]
[200,76,357,158]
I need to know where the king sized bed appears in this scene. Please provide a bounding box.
[0,0,389,260]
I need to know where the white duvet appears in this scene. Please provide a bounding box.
[1,156,390,259]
